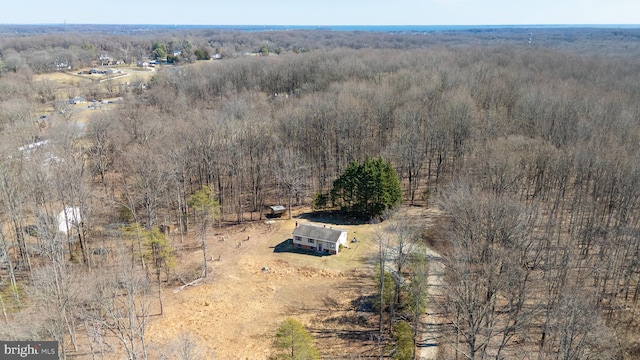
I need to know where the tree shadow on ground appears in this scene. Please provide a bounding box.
[271,239,331,257]
[296,210,370,226]
[308,327,379,342]
[351,294,375,313]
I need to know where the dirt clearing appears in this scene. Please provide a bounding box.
[146,210,381,359]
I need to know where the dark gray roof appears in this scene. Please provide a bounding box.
[293,224,346,242]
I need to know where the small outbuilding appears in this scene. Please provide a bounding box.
[269,205,286,217]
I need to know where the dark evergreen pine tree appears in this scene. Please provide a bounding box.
[331,157,402,218]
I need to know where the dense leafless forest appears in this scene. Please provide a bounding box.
[2,25,640,359]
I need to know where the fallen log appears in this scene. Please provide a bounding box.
[173,278,203,294]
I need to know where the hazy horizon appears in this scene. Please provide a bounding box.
[1,24,638,31]
[2,0,639,27]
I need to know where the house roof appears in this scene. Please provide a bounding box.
[293,224,346,243]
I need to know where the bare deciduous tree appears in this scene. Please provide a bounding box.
[88,253,151,360]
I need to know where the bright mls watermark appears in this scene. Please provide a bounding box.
[1,341,58,359]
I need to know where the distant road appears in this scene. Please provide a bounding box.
[99,73,130,82]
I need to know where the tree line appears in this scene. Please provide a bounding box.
[3,25,640,73]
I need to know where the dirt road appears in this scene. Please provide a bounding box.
[419,247,445,359]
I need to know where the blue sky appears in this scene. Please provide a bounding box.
[1,0,638,25]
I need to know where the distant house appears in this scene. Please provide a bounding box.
[99,54,112,66]
[69,97,86,104]
[292,223,348,255]
[18,139,50,157]
[55,62,70,70]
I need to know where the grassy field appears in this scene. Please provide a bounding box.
[32,66,157,126]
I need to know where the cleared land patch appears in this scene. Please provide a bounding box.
[146,210,381,359]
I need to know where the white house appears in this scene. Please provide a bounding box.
[292,223,348,255]
[57,207,82,234]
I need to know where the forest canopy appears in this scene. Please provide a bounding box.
[1,25,640,359]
